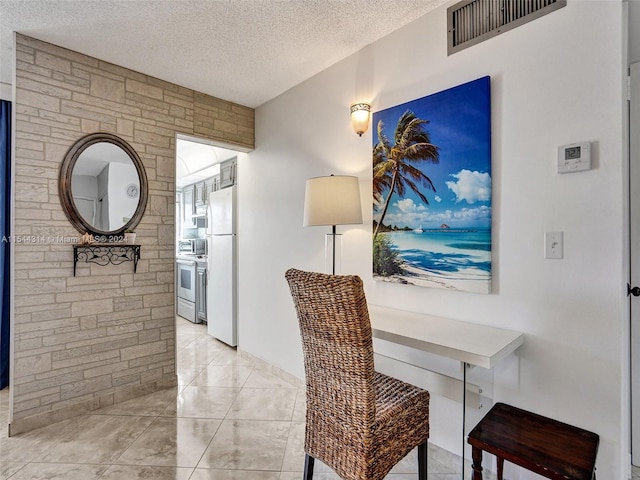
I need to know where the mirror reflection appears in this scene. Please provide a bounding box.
[71,142,140,232]
[59,132,148,238]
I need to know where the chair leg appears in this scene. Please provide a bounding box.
[418,440,428,480]
[303,453,315,480]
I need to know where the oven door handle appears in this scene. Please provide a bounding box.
[177,260,197,266]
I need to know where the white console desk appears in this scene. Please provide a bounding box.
[368,305,524,477]
[369,304,524,369]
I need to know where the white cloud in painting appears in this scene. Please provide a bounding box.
[434,195,442,203]
[385,199,428,228]
[452,205,491,222]
[431,206,491,222]
[394,198,426,213]
[446,170,491,204]
[384,205,490,229]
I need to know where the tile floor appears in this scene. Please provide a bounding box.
[0,317,464,479]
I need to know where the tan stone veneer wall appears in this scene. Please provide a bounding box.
[10,35,254,434]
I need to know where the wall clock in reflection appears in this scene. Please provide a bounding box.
[126,184,139,198]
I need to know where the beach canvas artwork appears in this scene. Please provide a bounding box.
[372,76,492,293]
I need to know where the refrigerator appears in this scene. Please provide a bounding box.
[206,185,237,346]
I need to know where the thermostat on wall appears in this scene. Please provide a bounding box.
[557,142,591,174]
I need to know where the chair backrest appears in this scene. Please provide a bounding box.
[285,268,376,432]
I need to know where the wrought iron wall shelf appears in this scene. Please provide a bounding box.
[73,244,141,276]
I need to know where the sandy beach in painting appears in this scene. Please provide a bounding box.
[374,230,491,294]
[375,264,490,294]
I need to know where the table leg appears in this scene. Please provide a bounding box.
[463,362,467,480]
[497,457,504,480]
[471,446,483,480]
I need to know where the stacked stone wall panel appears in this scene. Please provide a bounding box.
[11,35,254,434]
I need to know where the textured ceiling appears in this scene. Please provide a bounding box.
[0,0,449,108]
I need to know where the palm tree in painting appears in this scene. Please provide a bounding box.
[373,110,440,238]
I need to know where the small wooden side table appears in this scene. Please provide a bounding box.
[467,402,599,480]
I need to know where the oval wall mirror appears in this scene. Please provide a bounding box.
[59,132,148,239]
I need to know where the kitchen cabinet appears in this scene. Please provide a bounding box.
[205,177,218,195]
[180,172,228,227]
[220,158,236,188]
[195,181,206,207]
[182,185,195,227]
[194,181,207,214]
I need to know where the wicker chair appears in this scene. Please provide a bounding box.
[285,268,430,480]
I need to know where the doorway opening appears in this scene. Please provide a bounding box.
[174,134,243,356]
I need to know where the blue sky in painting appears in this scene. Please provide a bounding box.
[372,76,491,230]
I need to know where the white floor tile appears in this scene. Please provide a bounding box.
[0,317,470,480]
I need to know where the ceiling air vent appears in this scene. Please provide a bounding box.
[447,0,567,55]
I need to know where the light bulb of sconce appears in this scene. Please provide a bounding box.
[350,103,371,137]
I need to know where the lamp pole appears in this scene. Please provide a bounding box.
[331,224,337,275]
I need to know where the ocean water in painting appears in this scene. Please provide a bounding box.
[383,228,491,293]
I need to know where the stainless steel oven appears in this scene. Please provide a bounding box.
[177,258,199,323]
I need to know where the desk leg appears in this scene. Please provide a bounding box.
[471,446,483,480]
[462,362,468,479]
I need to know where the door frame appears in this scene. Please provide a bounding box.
[630,61,639,467]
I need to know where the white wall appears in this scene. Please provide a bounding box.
[107,162,138,229]
[631,0,640,64]
[0,82,10,101]
[239,1,627,478]
[71,174,97,200]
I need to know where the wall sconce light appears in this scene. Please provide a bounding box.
[350,103,371,137]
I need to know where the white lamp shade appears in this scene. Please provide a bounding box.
[303,175,363,226]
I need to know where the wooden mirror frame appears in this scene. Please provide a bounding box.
[59,132,148,238]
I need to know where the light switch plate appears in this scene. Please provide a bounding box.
[544,232,563,259]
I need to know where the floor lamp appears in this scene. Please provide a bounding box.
[303,175,363,274]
